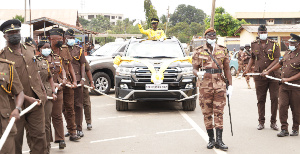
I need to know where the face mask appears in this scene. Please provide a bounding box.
[56,41,63,48]
[8,34,21,45]
[41,48,51,56]
[67,39,75,46]
[259,34,268,40]
[207,39,216,45]
[289,45,296,51]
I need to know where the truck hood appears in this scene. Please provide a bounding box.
[119,58,192,68]
[85,55,113,63]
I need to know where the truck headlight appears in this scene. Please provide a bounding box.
[179,67,193,76]
[116,67,133,76]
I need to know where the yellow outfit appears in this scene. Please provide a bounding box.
[138,24,166,40]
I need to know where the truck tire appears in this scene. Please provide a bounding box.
[182,98,196,111]
[116,100,128,111]
[92,72,111,95]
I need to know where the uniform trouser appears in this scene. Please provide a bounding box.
[52,90,64,141]
[0,118,16,154]
[63,87,76,134]
[236,61,243,75]
[199,74,226,130]
[44,100,53,153]
[279,87,300,131]
[83,87,92,124]
[254,79,279,124]
[74,82,84,131]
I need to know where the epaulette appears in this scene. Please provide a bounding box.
[36,55,44,61]
[0,58,15,65]
[61,45,68,48]
[251,39,259,44]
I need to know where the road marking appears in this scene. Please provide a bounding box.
[90,135,136,143]
[177,110,227,154]
[22,146,59,153]
[156,128,195,134]
[98,115,133,120]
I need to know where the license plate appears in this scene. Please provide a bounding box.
[145,84,168,91]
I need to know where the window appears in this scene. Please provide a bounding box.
[118,16,122,20]
[104,15,110,19]
[88,15,94,19]
[295,18,300,24]
[111,16,115,19]
[283,19,292,24]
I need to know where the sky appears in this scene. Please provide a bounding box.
[1,0,300,21]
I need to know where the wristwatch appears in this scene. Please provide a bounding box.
[81,78,86,81]
[16,107,22,113]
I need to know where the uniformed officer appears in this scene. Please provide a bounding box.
[241,44,253,89]
[192,27,232,150]
[83,61,95,130]
[0,19,47,154]
[0,57,24,154]
[261,33,300,137]
[24,37,37,54]
[236,46,244,78]
[48,28,81,141]
[243,25,280,131]
[64,29,86,137]
[36,37,58,152]
[138,18,166,41]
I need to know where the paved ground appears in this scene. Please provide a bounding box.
[21,77,300,154]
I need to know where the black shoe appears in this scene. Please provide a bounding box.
[65,132,70,137]
[206,129,215,149]
[69,134,81,141]
[290,130,298,136]
[277,130,289,137]
[59,141,66,149]
[87,123,92,130]
[270,123,279,131]
[77,130,84,137]
[215,129,228,151]
[257,124,264,130]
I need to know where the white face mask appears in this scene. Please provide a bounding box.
[41,48,51,56]
[67,39,76,46]
[289,45,296,51]
[207,39,216,45]
[259,34,268,40]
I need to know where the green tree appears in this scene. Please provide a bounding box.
[144,0,158,29]
[170,4,206,26]
[13,15,24,23]
[205,7,248,36]
[88,15,111,33]
[79,17,90,27]
[168,22,204,43]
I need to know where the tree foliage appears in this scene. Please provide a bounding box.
[144,0,158,29]
[205,7,249,36]
[13,15,24,23]
[170,4,206,26]
[168,22,205,43]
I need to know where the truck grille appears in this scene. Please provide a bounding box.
[133,67,179,82]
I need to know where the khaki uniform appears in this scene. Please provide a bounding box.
[0,58,23,154]
[83,62,92,124]
[278,50,300,131]
[192,44,230,129]
[251,39,280,125]
[36,55,53,153]
[241,50,254,84]
[0,44,47,154]
[236,50,244,75]
[59,45,77,135]
[69,45,86,131]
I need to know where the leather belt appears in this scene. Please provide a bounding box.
[204,69,222,74]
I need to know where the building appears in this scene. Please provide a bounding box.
[79,13,123,25]
[235,12,300,25]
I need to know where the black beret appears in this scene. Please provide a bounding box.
[49,27,64,36]
[289,33,300,42]
[38,36,50,50]
[245,44,250,47]
[25,37,37,46]
[258,25,267,31]
[0,19,21,33]
[151,18,159,24]
[65,29,75,36]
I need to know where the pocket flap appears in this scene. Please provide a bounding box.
[0,109,11,118]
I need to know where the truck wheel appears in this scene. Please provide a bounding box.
[182,98,196,111]
[92,72,111,95]
[116,100,128,111]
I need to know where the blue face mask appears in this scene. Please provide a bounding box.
[289,45,296,51]
[41,48,51,57]
[67,39,75,46]
[259,34,268,40]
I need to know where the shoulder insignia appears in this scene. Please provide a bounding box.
[61,45,68,48]
[0,58,15,65]
[251,40,258,44]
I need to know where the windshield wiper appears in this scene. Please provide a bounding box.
[132,56,151,58]
[151,56,176,58]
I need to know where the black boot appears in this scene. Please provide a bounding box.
[215,129,228,151]
[207,129,215,149]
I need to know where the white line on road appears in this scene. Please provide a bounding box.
[90,135,136,143]
[177,109,227,154]
[98,115,133,120]
[156,128,195,134]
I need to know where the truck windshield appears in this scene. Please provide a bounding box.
[92,43,123,56]
[126,41,184,58]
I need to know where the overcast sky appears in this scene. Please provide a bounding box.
[1,0,300,20]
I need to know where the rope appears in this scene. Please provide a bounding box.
[246,73,300,88]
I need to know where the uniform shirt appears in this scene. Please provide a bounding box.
[36,55,52,97]
[59,45,73,82]
[48,53,63,83]
[0,44,46,107]
[237,50,243,61]
[241,50,252,64]
[84,61,91,85]
[69,45,86,82]
[279,49,300,90]
[0,58,23,135]
[251,39,281,80]
[138,24,166,40]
